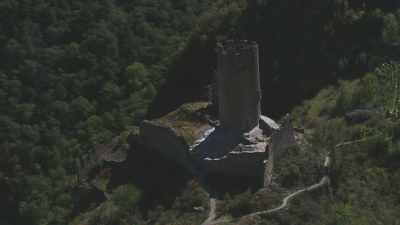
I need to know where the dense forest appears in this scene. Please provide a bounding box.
[1,0,400,225]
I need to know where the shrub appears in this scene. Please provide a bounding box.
[172,181,208,212]
[222,190,255,217]
[111,184,142,211]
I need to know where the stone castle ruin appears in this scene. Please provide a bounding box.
[140,40,298,187]
[190,40,275,182]
[216,40,261,133]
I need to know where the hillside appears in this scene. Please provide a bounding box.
[1,1,400,225]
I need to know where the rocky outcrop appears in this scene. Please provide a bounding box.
[139,102,212,171]
[140,120,193,170]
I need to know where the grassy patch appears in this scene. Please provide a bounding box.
[154,102,211,144]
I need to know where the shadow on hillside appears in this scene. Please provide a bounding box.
[147,37,217,119]
[108,141,193,211]
[203,172,263,198]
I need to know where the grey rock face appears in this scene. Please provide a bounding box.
[140,120,191,169]
[139,102,212,171]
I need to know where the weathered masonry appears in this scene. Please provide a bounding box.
[216,40,262,133]
[140,40,298,188]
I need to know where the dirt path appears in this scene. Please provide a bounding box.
[245,175,330,218]
[201,197,217,225]
[201,137,373,225]
[201,155,331,225]
[203,174,330,225]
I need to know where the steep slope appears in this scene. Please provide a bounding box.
[206,63,400,225]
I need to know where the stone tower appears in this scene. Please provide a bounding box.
[216,40,262,133]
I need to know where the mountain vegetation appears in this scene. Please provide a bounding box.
[1,0,400,225]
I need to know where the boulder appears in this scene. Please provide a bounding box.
[345,108,381,124]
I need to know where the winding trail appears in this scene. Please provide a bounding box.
[200,137,375,225]
[245,176,330,218]
[201,198,217,225]
[203,175,330,225]
[201,164,330,224]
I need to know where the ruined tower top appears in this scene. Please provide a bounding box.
[216,40,258,55]
[216,40,261,133]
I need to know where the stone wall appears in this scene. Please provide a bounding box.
[216,40,261,133]
[271,115,297,160]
